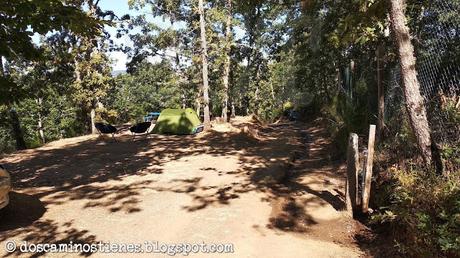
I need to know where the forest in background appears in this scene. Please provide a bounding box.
[0,0,459,256]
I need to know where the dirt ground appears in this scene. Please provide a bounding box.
[0,117,371,257]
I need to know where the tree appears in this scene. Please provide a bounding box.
[221,0,233,122]
[0,0,102,149]
[198,0,211,127]
[108,60,181,123]
[0,0,101,104]
[389,0,433,165]
[71,0,113,134]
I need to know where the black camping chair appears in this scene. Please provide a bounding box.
[129,122,151,140]
[95,122,118,141]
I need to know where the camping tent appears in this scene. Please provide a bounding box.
[152,108,203,135]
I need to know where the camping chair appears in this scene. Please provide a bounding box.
[95,122,118,141]
[129,122,151,140]
[193,124,205,134]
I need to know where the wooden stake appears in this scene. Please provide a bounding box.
[346,133,359,217]
[362,125,376,213]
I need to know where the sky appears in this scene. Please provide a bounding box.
[99,0,132,71]
[98,0,183,71]
[98,0,245,71]
[32,0,245,71]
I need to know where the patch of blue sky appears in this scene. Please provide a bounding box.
[99,0,187,71]
[31,0,246,71]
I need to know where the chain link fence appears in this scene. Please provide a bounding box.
[384,0,459,171]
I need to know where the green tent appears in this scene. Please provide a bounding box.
[152,108,203,135]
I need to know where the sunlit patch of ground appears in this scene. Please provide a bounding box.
[0,117,365,257]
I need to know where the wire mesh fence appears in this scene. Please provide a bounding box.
[415,0,460,147]
[384,0,459,171]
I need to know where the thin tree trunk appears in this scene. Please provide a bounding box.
[253,62,261,114]
[37,97,45,143]
[91,98,103,134]
[87,1,100,135]
[2,57,26,150]
[196,103,201,119]
[221,0,232,122]
[0,56,4,77]
[182,92,186,109]
[198,0,211,127]
[90,106,97,134]
[390,0,432,165]
[229,60,236,118]
[9,107,26,150]
[174,52,187,109]
[376,45,385,141]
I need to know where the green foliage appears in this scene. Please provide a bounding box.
[72,50,113,109]
[371,168,460,257]
[0,0,102,105]
[106,61,182,123]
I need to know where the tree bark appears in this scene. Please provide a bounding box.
[198,0,211,127]
[37,97,45,143]
[90,106,97,134]
[390,0,433,165]
[90,98,103,134]
[0,56,4,77]
[87,0,100,135]
[221,0,232,122]
[376,45,385,141]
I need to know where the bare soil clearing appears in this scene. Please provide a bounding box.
[0,117,367,257]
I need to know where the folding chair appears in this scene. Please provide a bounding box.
[129,122,152,140]
[95,122,118,141]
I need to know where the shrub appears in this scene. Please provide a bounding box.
[372,167,460,257]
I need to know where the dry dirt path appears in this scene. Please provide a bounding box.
[0,117,366,257]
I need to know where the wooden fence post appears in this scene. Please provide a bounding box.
[346,133,359,217]
[362,125,376,213]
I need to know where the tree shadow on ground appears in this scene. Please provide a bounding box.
[0,192,45,232]
[0,118,350,252]
[0,193,98,258]
[0,219,99,258]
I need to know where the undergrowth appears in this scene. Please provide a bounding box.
[372,167,459,257]
[371,96,460,257]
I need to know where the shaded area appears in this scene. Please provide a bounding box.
[1,119,304,215]
[264,120,348,233]
[0,192,45,232]
[267,196,317,232]
[0,117,362,256]
[0,219,98,258]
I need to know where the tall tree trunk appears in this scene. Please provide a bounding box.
[376,45,385,141]
[90,98,103,134]
[196,104,201,119]
[390,0,433,165]
[0,56,4,77]
[198,0,211,127]
[88,1,100,135]
[90,106,97,134]
[2,57,26,149]
[174,52,187,109]
[37,97,45,143]
[221,0,232,122]
[9,107,26,150]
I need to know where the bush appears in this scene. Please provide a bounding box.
[372,168,460,257]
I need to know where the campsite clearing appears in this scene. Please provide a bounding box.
[0,117,368,257]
